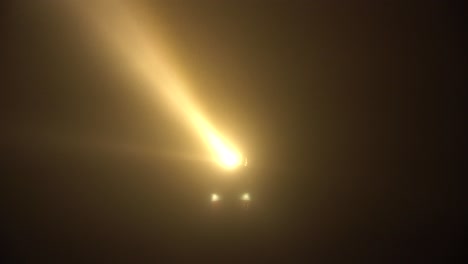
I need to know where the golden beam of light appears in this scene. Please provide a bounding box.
[67,0,243,169]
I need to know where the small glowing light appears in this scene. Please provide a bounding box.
[211,193,220,202]
[241,193,250,201]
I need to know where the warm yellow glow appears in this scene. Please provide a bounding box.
[211,193,220,202]
[206,132,243,169]
[67,1,243,169]
[241,193,250,201]
[219,151,242,169]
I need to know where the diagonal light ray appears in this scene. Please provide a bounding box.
[66,0,243,169]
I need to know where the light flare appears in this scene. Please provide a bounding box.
[211,193,220,202]
[68,0,243,169]
[241,193,251,201]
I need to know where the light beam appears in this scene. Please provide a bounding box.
[67,0,243,169]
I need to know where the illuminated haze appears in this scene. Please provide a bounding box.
[66,0,243,169]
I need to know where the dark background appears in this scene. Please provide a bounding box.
[1,0,463,262]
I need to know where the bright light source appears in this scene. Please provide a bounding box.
[218,150,242,169]
[211,193,220,202]
[241,193,250,201]
[205,132,243,169]
[69,1,244,169]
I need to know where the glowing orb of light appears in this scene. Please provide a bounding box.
[211,193,220,202]
[218,150,243,169]
[241,193,250,201]
[205,132,243,169]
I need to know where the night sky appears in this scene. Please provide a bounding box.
[1,0,462,262]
